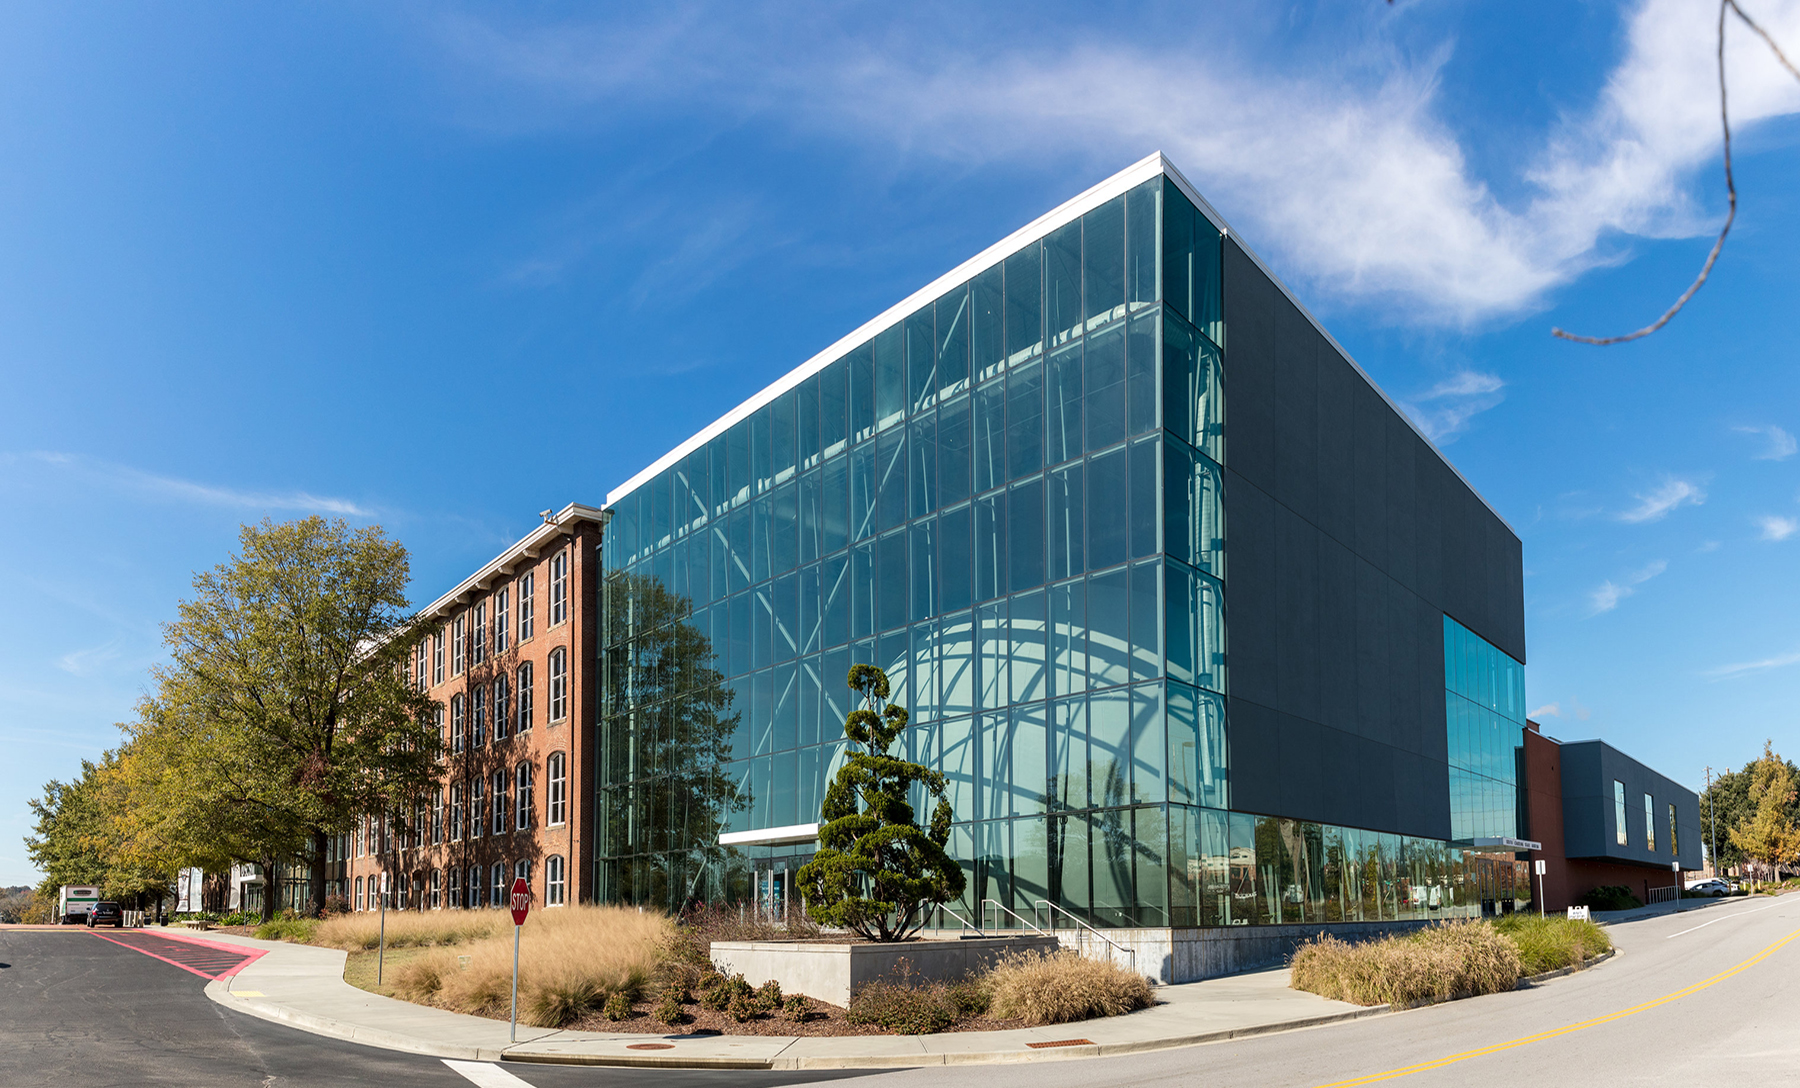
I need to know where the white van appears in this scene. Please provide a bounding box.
[57,886,100,924]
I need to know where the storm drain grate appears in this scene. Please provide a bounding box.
[1026,1039,1094,1049]
[626,1043,676,1050]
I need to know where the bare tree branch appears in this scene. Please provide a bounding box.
[1555,1,1799,346]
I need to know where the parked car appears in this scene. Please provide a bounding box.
[84,901,124,928]
[1685,879,1731,897]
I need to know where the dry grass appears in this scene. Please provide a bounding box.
[383,905,670,1027]
[982,949,1155,1025]
[311,909,510,951]
[1290,921,1521,1009]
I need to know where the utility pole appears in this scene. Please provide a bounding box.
[1705,766,1719,878]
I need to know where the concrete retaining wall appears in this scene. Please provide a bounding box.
[710,936,1057,1008]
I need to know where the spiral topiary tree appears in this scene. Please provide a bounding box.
[795,664,964,941]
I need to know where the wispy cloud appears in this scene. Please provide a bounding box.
[1733,424,1797,461]
[1706,648,1800,681]
[1528,702,1560,719]
[56,639,126,677]
[1400,370,1505,442]
[430,0,1800,326]
[6,452,373,517]
[1617,476,1706,523]
[1588,558,1668,615]
[1757,515,1799,542]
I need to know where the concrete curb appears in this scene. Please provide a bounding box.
[205,980,514,1062]
[1516,947,1618,988]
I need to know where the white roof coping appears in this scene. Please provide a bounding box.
[605,152,1514,536]
[414,502,609,623]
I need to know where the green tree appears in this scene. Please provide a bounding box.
[795,664,963,941]
[1701,755,1800,871]
[145,516,441,919]
[1729,740,1800,887]
[25,748,171,910]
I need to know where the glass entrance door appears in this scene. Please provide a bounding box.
[755,862,788,924]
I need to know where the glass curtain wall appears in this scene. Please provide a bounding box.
[1444,616,1526,842]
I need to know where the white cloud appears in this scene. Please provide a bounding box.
[1400,370,1506,442]
[1587,558,1668,615]
[1617,477,1707,523]
[1706,647,1800,680]
[5,452,373,517]
[1528,702,1561,719]
[1757,515,1799,541]
[432,0,1800,326]
[1733,424,1797,460]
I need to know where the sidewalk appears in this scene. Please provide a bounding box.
[163,928,1391,1069]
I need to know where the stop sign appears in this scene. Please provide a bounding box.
[509,877,530,926]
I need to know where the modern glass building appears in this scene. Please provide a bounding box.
[596,153,1530,945]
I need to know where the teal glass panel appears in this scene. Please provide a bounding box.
[1084,323,1127,451]
[905,304,935,415]
[973,379,1006,494]
[1010,589,1047,705]
[1046,220,1082,348]
[940,610,975,715]
[1013,817,1050,916]
[939,504,972,614]
[1050,578,1087,698]
[975,493,1005,602]
[771,482,799,575]
[820,360,849,459]
[909,520,936,624]
[1229,811,1258,923]
[1084,195,1126,330]
[727,509,751,594]
[1130,682,1165,804]
[799,656,822,747]
[875,325,905,432]
[848,343,875,443]
[752,409,772,495]
[772,665,798,751]
[1090,807,1132,926]
[1089,686,1130,807]
[1048,463,1083,582]
[1126,178,1158,311]
[909,410,937,520]
[876,428,907,531]
[877,529,906,633]
[979,715,1007,821]
[850,541,874,640]
[1166,682,1228,809]
[972,264,1005,381]
[751,499,772,583]
[1088,567,1131,688]
[942,715,977,821]
[1134,807,1168,925]
[936,285,970,400]
[1129,560,1161,684]
[1006,359,1044,479]
[1162,313,1224,465]
[822,553,849,648]
[1200,807,1229,926]
[1169,805,1199,926]
[1004,243,1043,365]
[910,621,938,722]
[821,454,848,554]
[1193,215,1223,350]
[1009,476,1045,593]
[1086,446,1128,570]
[849,443,876,542]
[939,394,972,507]
[726,418,752,509]
[977,601,1006,711]
[1046,341,1083,465]
[1162,179,1194,324]
[799,374,821,471]
[1165,442,1225,579]
[798,566,821,656]
[772,389,797,485]
[772,572,798,662]
[1050,694,1087,811]
[1050,809,1089,916]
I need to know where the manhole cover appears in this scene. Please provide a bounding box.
[1026,1039,1094,1049]
[627,1043,675,1050]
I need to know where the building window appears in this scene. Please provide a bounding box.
[495,588,509,654]
[547,752,567,827]
[1614,781,1628,846]
[415,641,427,690]
[493,676,510,741]
[448,866,461,910]
[452,615,466,675]
[550,551,568,627]
[434,703,446,749]
[467,864,483,907]
[1669,803,1679,856]
[546,855,565,906]
[473,686,487,748]
[517,663,534,732]
[430,869,442,910]
[450,783,463,841]
[395,873,409,911]
[548,648,567,722]
[1644,793,1656,853]
[451,695,465,752]
[515,762,533,831]
[432,789,444,845]
[518,572,535,642]
[514,858,532,894]
[470,778,484,838]
[492,769,508,836]
[472,602,487,666]
[355,876,364,912]
[433,631,444,685]
[491,862,506,907]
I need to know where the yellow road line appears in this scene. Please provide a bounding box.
[1314,925,1800,1087]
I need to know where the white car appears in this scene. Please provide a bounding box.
[1685,879,1731,897]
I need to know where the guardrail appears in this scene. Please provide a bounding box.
[1647,886,1680,905]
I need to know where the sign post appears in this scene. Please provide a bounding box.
[1535,859,1547,917]
[377,872,390,985]
[509,877,530,1043]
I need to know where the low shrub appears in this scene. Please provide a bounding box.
[726,992,760,1023]
[701,972,750,1012]
[603,991,634,1020]
[782,993,813,1022]
[754,979,783,1011]
[255,917,319,943]
[219,910,260,927]
[1290,920,1521,1009]
[946,980,989,1017]
[983,949,1154,1025]
[846,980,960,1035]
[1575,885,1642,912]
[653,991,686,1025]
[1492,914,1611,976]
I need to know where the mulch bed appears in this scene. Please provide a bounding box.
[563,999,1030,1037]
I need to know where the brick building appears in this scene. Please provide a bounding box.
[347,504,608,913]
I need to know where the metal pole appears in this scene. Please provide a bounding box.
[377,874,388,985]
[1705,766,1718,879]
[510,922,520,1043]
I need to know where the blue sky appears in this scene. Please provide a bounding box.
[4,1,1799,885]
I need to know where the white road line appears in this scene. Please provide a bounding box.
[442,1059,536,1087]
[1665,899,1789,938]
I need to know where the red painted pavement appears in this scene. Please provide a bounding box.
[88,929,268,981]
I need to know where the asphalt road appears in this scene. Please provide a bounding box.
[4,895,1796,1087]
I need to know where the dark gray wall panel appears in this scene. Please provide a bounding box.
[1316,350,1357,545]
[1223,240,1275,494]
[1226,697,1280,815]
[1352,558,1391,737]
[1273,504,1321,723]
[1317,536,1358,733]
[1351,382,1389,569]
[1276,713,1326,825]
[1225,471,1278,710]
[1384,415,1418,591]
[1273,300,1320,527]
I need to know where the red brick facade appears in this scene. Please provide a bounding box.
[346,506,605,915]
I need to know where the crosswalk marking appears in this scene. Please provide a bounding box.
[442,1059,535,1087]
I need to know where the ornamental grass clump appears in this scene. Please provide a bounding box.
[1492,914,1611,976]
[314,909,507,951]
[1290,920,1521,1009]
[982,949,1154,1025]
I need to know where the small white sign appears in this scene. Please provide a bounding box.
[1535,860,1547,876]
[1567,905,1591,921]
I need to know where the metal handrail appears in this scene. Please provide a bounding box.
[1032,900,1135,959]
[980,898,1048,934]
[937,904,980,935]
